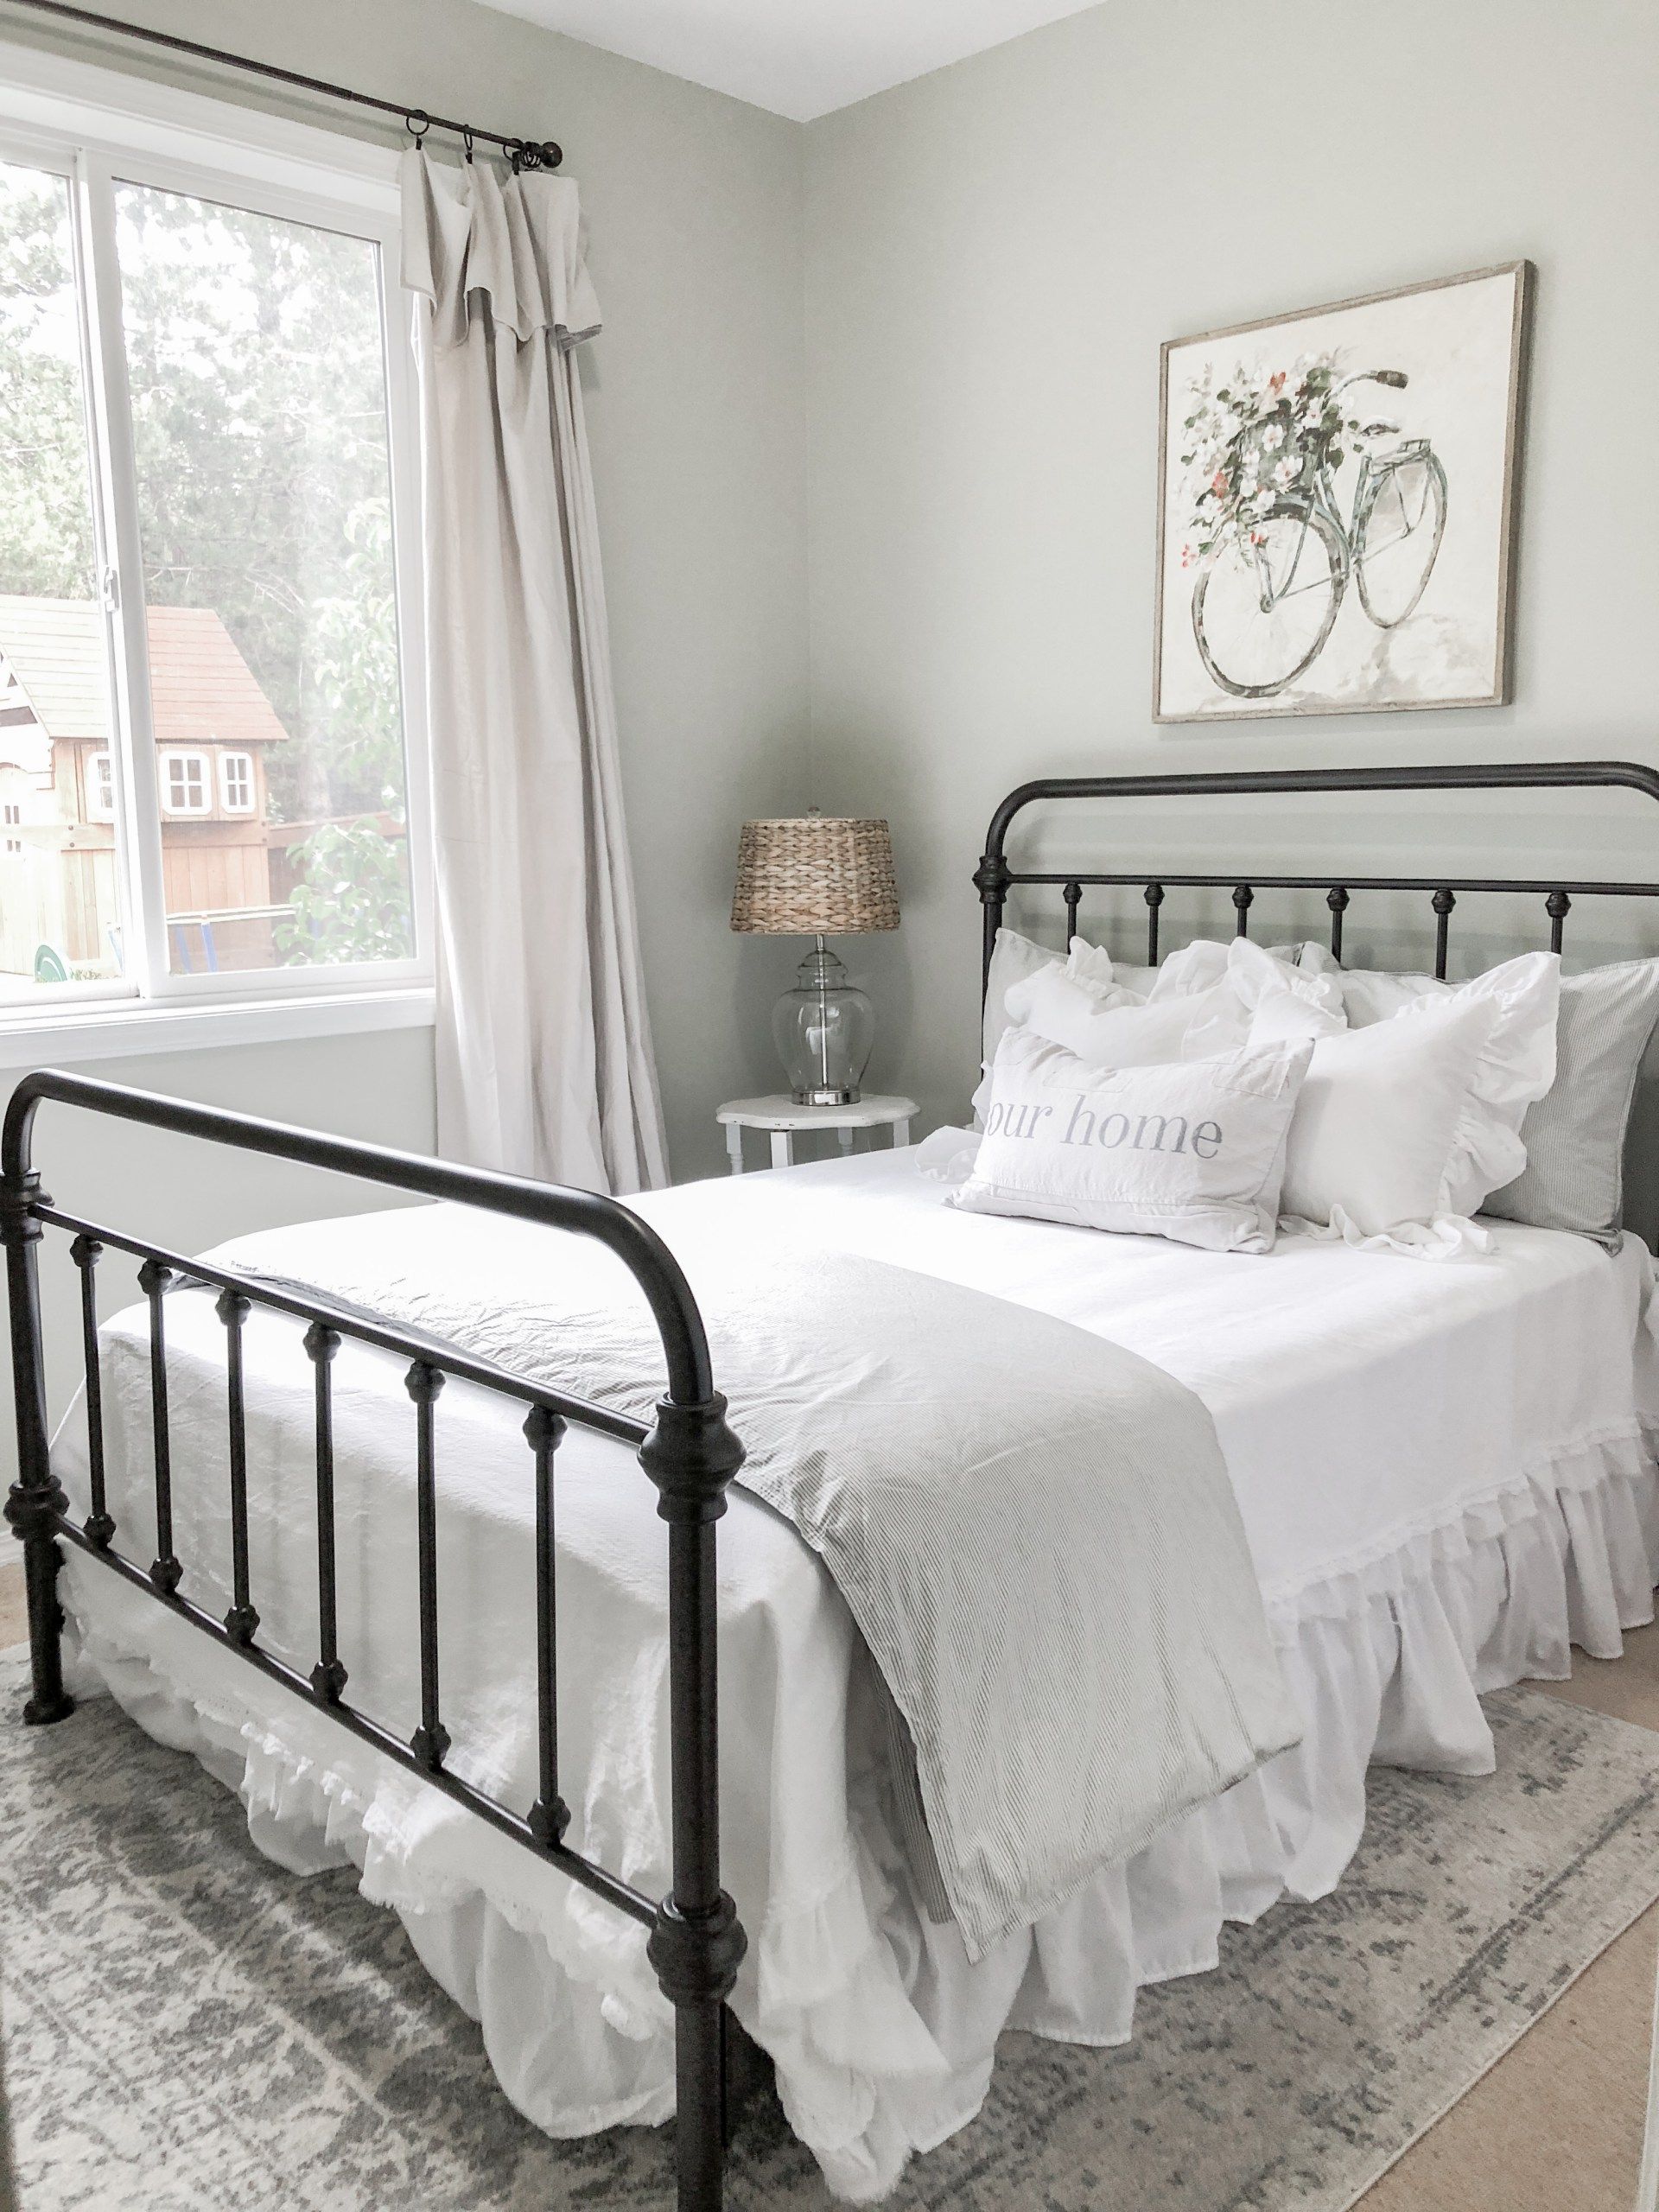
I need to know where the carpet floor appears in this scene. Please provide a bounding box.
[3,1649,1658,2211]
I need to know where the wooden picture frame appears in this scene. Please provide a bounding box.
[1153,262,1532,724]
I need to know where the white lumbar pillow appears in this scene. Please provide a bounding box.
[950,1025,1313,1255]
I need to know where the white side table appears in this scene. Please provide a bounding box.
[717,1094,918,1173]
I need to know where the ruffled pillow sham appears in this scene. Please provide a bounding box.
[981,928,1311,1069]
[980,927,1122,1068]
[1300,945,1653,1247]
[1008,937,1344,1070]
[1273,954,1558,1254]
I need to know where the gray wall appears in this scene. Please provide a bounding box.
[803,0,1659,1133]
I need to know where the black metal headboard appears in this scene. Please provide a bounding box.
[976,760,1659,996]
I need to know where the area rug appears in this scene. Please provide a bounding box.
[3,1657,1659,2212]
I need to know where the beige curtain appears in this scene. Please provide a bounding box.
[400,150,668,1193]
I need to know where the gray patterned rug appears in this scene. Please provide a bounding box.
[3,1659,1659,2212]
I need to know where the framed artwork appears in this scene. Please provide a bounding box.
[1154,262,1531,723]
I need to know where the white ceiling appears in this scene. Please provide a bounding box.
[479,0,1103,121]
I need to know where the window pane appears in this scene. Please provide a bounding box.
[0,158,125,1003]
[114,184,412,976]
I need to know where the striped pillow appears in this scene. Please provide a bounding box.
[1486,959,1659,1248]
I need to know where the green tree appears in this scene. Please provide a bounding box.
[0,158,413,963]
[275,818,411,966]
[0,170,96,599]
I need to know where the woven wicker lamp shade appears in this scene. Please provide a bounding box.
[729,816,899,936]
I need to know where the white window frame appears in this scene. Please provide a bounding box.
[161,747,211,817]
[218,748,255,816]
[0,41,434,1064]
[86,748,114,822]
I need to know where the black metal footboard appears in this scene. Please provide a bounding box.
[2,1068,747,2212]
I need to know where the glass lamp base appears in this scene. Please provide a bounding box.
[772,939,874,1107]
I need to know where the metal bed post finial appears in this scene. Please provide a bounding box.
[1,1090,73,1725]
[639,1391,748,2211]
[975,848,1012,1004]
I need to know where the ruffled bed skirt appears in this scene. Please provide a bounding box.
[60,1423,1659,2204]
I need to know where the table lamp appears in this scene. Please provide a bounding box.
[730,811,899,1105]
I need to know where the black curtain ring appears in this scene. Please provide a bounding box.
[462,126,474,163]
[405,110,430,144]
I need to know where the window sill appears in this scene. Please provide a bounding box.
[0,986,435,1072]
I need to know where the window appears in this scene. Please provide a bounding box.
[2,802,18,824]
[161,749,209,816]
[0,71,429,1035]
[218,750,254,815]
[86,750,113,821]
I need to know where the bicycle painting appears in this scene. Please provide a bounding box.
[1154,264,1530,724]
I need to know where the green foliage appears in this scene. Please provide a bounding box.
[0,171,96,598]
[115,184,405,824]
[0,156,413,964]
[0,166,408,817]
[275,819,412,965]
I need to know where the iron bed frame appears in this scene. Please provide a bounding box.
[2,1071,747,2212]
[977,759,1659,996]
[7,757,1659,2212]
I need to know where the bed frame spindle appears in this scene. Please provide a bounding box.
[407,1362,450,1772]
[1144,882,1164,964]
[217,1289,258,1646]
[305,1322,347,1704]
[138,1258,181,1598]
[1327,887,1350,961]
[526,1404,570,1845]
[71,1234,113,1548]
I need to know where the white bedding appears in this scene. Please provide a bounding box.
[54,1147,1659,2202]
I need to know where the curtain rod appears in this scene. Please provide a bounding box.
[2,0,563,168]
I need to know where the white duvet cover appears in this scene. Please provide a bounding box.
[54,1148,1659,2202]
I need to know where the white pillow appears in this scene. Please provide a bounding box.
[1141,938,1308,1001]
[950,1026,1313,1254]
[1224,937,1347,1042]
[982,927,1119,1066]
[1295,949,1560,1216]
[1004,967,1249,1066]
[1008,936,1344,1071]
[1281,993,1516,1249]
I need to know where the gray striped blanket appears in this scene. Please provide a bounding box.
[222,1230,1300,1960]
